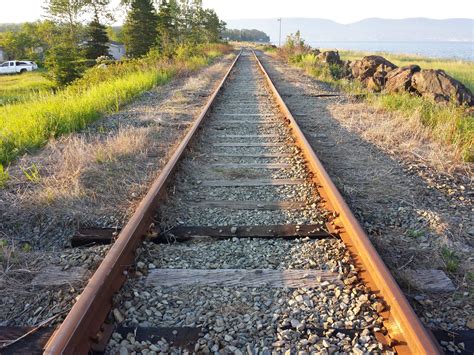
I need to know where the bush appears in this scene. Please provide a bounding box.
[45,45,83,87]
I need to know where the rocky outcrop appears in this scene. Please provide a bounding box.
[308,49,473,106]
[384,65,421,93]
[317,50,342,66]
[411,69,474,106]
[348,56,398,92]
[350,56,398,83]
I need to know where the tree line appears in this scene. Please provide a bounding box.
[221,29,270,43]
[0,0,226,85]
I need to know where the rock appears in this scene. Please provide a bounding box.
[113,308,124,323]
[366,70,390,92]
[404,269,455,292]
[317,51,342,66]
[290,319,301,328]
[385,65,421,93]
[411,69,474,106]
[230,226,237,234]
[341,60,353,78]
[350,55,397,90]
[119,347,129,355]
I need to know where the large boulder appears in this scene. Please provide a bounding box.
[317,50,342,66]
[411,69,474,106]
[350,56,398,91]
[385,65,421,93]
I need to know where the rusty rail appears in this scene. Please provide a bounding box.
[42,49,441,354]
[43,51,242,354]
[252,50,441,354]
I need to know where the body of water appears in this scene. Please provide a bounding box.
[304,41,474,61]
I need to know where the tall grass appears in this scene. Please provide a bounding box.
[0,44,231,170]
[290,52,473,162]
[0,71,55,106]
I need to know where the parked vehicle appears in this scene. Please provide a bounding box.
[0,60,38,74]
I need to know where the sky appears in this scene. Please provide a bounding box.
[1,0,473,24]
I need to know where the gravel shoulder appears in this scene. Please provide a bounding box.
[257,51,473,332]
[0,53,236,327]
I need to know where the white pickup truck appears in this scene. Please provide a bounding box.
[0,61,38,74]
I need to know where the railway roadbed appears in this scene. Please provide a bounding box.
[3,50,447,354]
[103,53,391,354]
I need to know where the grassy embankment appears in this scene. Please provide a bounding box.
[0,44,230,184]
[0,71,55,106]
[270,47,473,162]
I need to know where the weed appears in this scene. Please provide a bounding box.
[406,229,424,239]
[0,164,9,188]
[441,247,460,273]
[20,164,41,183]
[20,242,32,253]
[467,271,474,282]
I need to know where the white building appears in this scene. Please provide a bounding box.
[107,41,126,60]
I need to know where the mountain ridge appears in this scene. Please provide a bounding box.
[224,18,474,43]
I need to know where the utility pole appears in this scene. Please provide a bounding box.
[277,18,282,47]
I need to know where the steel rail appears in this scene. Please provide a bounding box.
[43,51,242,354]
[252,50,441,354]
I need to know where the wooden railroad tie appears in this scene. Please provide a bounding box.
[145,268,342,288]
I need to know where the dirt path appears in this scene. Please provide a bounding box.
[257,51,473,332]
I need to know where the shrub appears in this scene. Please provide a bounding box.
[45,44,83,87]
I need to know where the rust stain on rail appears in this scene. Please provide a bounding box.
[43,51,242,354]
[252,49,441,355]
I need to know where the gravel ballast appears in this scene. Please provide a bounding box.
[106,52,392,354]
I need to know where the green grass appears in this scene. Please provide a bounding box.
[338,50,474,92]
[286,52,473,162]
[441,247,460,273]
[0,71,55,106]
[0,44,230,176]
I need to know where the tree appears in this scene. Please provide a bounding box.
[123,0,159,57]
[43,0,88,45]
[222,29,270,43]
[0,21,59,61]
[156,0,181,54]
[45,44,82,86]
[84,17,110,59]
[200,9,225,43]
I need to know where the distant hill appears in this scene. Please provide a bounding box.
[224,18,474,44]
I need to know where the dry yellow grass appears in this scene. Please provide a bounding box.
[326,100,465,173]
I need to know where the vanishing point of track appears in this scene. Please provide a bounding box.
[43,50,441,354]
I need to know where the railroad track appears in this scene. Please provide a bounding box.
[35,50,441,354]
